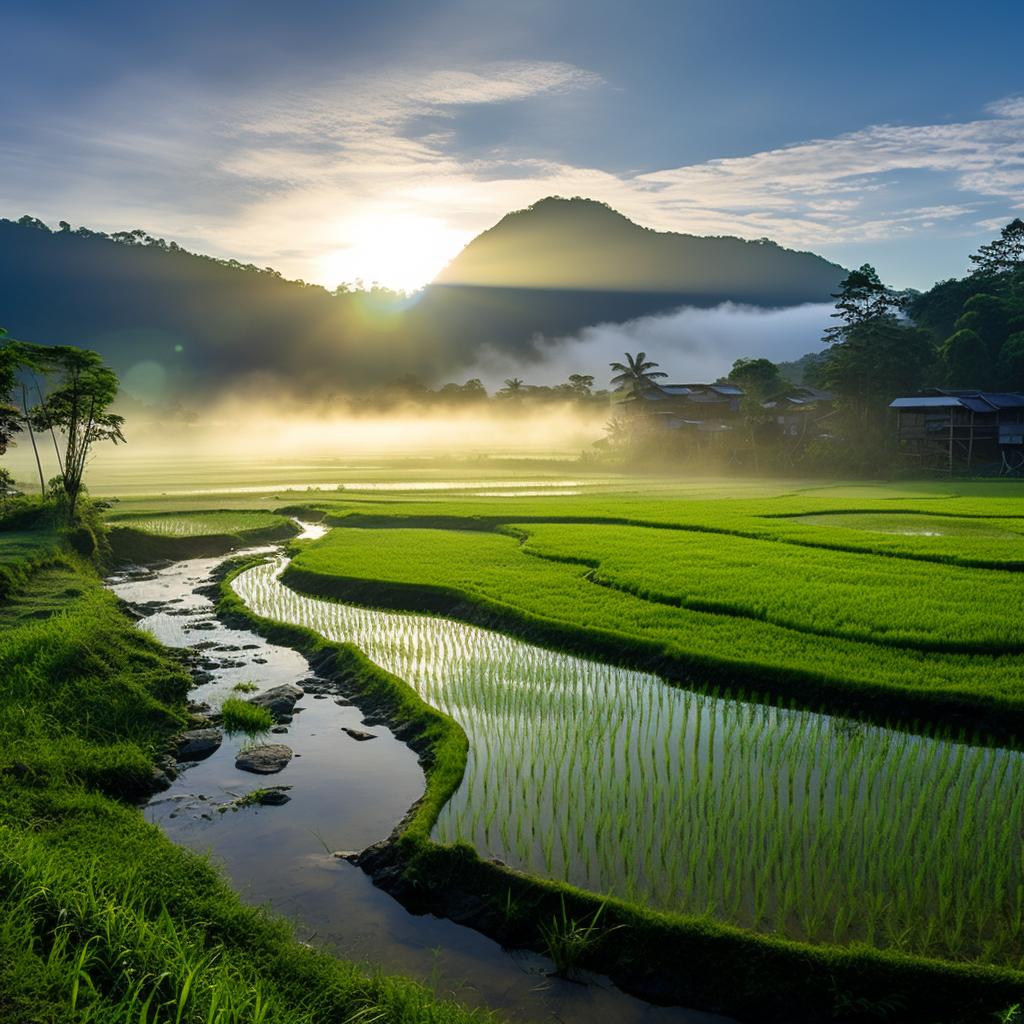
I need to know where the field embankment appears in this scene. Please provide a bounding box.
[285,492,1024,740]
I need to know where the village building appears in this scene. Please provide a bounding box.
[890,389,1024,474]
[761,385,836,439]
[631,383,745,439]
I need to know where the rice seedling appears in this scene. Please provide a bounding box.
[233,555,1024,970]
[106,511,290,537]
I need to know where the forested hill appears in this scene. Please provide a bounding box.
[435,197,846,303]
[0,203,845,404]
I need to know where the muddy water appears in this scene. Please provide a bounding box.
[108,539,738,1024]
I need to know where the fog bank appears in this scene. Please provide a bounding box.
[465,302,833,389]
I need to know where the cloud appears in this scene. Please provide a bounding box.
[987,96,1024,118]
[4,49,1023,292]
[463,302,836,391]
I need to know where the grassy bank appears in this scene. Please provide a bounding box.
[0,538,501,1023]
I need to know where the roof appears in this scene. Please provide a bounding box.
[890,391,1024,412]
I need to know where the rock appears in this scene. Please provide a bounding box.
[246,683,304,718]
[235,744,293,774]
[271,725,288,734]
[341,727,377,742]
[174,728,223,760]
[313,693,329,699]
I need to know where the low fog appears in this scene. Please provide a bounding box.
[2,400,613,496]
[465,302,834,389]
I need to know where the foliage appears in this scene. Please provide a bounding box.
[0,538,504,1024]
[969,218,1024,279]
[727,357,789,400]
[823,264,907,343]
[608,351,668,398]
[26,345,125,519]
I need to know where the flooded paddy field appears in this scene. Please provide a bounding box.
[236,556,1024,967]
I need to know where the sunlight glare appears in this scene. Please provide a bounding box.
[318,214,470,293]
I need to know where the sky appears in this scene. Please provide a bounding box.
[3,0,1023,296]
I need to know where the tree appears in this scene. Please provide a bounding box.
[609,352,667,399]
[27,346,125,520]
[819,320,934,421]
[969,219,1024,278]
[727,357,789,401]
[823,264,906,344]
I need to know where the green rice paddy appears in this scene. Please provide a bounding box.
[106,511,291,537]
[233,555,1024,969]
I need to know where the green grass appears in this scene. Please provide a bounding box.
[235,556,1024,969]
[0,548,503,1024]
[282,524,1024,733]
[220,697,274,734]
[219,550,1024,1024]
[104,510,299,562]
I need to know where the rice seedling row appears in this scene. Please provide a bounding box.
[286,528,1024,705]
[233,556,1024,969]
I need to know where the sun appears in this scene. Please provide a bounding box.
[317,214,470,293]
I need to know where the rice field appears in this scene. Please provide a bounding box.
[233,556,1024,969]
[106,511,291,537]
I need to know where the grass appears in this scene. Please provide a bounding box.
[105,510,294,537]
[104,510,300,562]
[282,524,1024,735]
[220,697,274,734]
[0,540,504,1024]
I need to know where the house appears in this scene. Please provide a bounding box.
[632,383,745,439]
[760,386,836,438]
[889,390,1024,474]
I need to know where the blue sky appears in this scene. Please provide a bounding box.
[3,0,1023,293]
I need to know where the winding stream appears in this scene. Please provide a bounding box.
[109,533,736,1024]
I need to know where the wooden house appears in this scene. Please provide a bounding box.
[632,383,745,439]
[889,390,1024,474]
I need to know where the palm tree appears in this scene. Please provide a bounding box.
[609,352,668,399]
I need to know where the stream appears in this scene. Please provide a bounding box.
[108,529,737,1024]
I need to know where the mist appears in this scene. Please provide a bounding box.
[2,399,612,497]
[464,301,834,389]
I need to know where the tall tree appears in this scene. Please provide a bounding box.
[609,352,667,398]
[727,357,789,400]
[969,219,1024,279]
[823,264,905,343]
[27,346,125,520]
[820,267,934,424]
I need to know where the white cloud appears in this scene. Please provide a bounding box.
[987,96,1024,118]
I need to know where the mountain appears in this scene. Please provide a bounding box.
[435,197,845,305]
[0,201,845,405]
